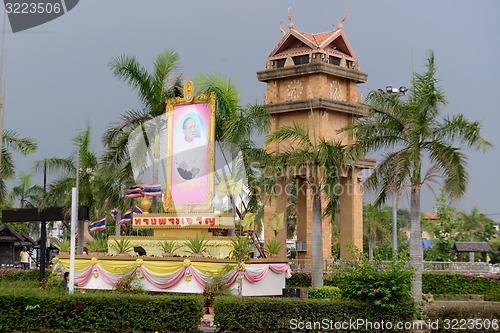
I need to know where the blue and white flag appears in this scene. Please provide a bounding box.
[133,205,143,214]
[117,209,132,225]
[89,217,106,232]
[110,208,121,220]
[143,182,162,197]
[124,184,143,198]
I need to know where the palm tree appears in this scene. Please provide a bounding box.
[194,74,270,217]
[363,203,390,260]
[0,130,37,203]
[9,173,44,237]
[9,173,43,208]
[341,52,491,300]
[458,208,495,242]
[266,122,348,287]
[103,49,184,212]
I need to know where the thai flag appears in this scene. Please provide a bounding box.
[133,205,143,214]
[110,208,121,221]
[124,184,143,198]
[89,217,106,232]
[143,182,162,197]
[117,209,132,225]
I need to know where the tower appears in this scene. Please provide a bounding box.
[257,12,375,260]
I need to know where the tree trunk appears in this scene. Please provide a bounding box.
[410,184,423,301]
[311,191,323,287]
[368,234,374,261]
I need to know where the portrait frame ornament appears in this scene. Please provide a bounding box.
[163,81,216,213]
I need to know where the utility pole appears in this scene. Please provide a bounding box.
[382,85,408,257]
[0,10,9,166]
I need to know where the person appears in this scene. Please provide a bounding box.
[61,272,69,290]
[19,246,29,270]
[174,116,206,180]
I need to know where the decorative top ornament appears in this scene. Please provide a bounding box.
[287,7,294,30]
[183,81,194,103]
[280,20,285,36]
[337,8,348,30]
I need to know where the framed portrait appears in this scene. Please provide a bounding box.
[163,81,215,212]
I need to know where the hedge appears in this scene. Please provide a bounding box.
[288,271,500,297]
[424,302,500,333]
[214,296,416,332]
[0,292,202,333]
[422,272,500,296]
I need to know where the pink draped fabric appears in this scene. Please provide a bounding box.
[138,265,186,289]
[244,266,269,283]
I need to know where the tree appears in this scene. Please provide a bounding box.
[194,74,270,217]
[0,130,37,204]
[266,122,348,287]
[9,173,44,237]
[341,52,491,300]
[103,49,184,213]
[363,203,391,261]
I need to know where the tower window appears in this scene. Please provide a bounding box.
[292,55,309,65]
[329,56,341,66]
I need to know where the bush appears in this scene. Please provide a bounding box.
[327,251,414,308]
[424,302,500,333]
[308,286,341,300]
[286,272,311,288]
[422,272,500,296]
[0,268,39,281]
[214,296,415,332]
[0,292,202,332]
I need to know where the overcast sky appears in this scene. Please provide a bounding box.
[3,1,499,218]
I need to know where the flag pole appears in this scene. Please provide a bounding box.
[0,9,10,166]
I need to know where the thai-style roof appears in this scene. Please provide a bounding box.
[0,223,37,247]
[453,242,493,253]
[268,9,356,62]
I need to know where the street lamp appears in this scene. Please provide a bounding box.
[381,85,408,257]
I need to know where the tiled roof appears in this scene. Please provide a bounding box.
[453,242,493,253]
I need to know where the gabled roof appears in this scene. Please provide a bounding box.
[453,242,493,253]
[268,27,356,61]
[0,223,37,246]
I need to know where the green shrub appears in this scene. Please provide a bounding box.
[328,251,414,308]
[286,272,311,287]
[0,268,39,281]
[424,302,500,333]
[214,296,415,332]
[308,286,341,300]
[422,272,500,296]
[0,292,202,332]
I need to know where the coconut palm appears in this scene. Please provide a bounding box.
[103,49,184,212]
[0,130,37,204]
[363,203,390,261]
[194,73,270,220]
[9,173,44,237]
[341,52,491,300]
[458,208,495,242]
[266,122,348,287]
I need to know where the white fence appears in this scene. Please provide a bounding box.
[288,259,499,274]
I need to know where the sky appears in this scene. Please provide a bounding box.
[3,1,500,219]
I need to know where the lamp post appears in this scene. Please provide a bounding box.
[382,85,407,257]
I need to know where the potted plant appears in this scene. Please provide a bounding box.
[54,240,71,255]
[265,239,283,258]
[86,237,108,255]
[183,235,208,258]
[110,238,132,256]
[202,266,232,315]
[158,240,180,257]
[229,236,254,299]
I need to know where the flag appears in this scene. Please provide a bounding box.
[89,217,106,232]
[110,208,121,221]
[124,184,143,198]
[240,212,255,231]
[117,209,132,225]
[133,205,143,214]
[143,182,162,197]
[269,212,285,231]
